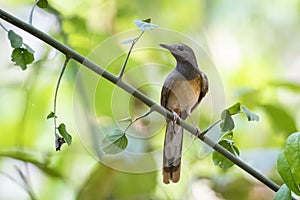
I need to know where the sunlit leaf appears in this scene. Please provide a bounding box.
[284,132,300,183]
[37,0,48,8]
[8,30,23,48]
[58,123,72,146]
[277,151,300,195]
[220,109,234,132]
[227,102,241,115]
[46,111,56,119]
[262,104,296,135]
[11,47,34,70]
[242,105,259,121]
[274,184,292,200]
[134,19,158,31]
[101,130,128,154]
[212,139,240,169]
[222,131,233,140]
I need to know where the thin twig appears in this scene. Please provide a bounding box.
[54,56,69,130]
[53,56,69,150]
[199,119,222,136]
[0,21,8,32]
[123,109,152,133]
[118,31,144,79]
[28,0,38,25]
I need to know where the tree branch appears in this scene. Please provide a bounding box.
[0,8,284,195]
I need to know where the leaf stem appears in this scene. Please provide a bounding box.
[0,22,8,32]
[53,56,69,147]
[28,1,38,25]
[118,31,144,79]
[123,109,152,134]
[199,119,222,136]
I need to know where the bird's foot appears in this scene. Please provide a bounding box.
[195,126,201,138]
[172,112,180,125]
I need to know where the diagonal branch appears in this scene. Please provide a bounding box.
[0,8,285,196]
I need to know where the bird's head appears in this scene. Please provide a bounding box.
[160,43,198,67]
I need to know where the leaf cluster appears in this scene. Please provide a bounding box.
[212,102,259,169]
[8,30,34,70]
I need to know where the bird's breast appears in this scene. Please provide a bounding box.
[166,77,201,113]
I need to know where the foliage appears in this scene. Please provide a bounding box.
[277,132,300,196]
[0,0,299,200]
[8,30,34,70]
[101,129,128,154]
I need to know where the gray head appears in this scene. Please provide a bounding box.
[160,43,198,68]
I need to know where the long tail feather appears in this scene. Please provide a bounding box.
[163,121,183,184]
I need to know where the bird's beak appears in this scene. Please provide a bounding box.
[159,44,173,51]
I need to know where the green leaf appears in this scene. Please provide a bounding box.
[142,18,151,23]
[242,105,259,121]
[274,184,292,200]
[261,104,296,135]
[284,132,300,183]
[58,123,72,145]
[134,19,158,31]
[37,0,48,8]
[227,102,241,115]
[46,111,56,119]
[220,109,234,132]
[277,151,300,195]
[212,139,240,169]
[8,30,23,48]
[101,130,128,154]
[222,131,233,140]
[11,48,34,70]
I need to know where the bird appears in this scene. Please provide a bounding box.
[160,43,208,184]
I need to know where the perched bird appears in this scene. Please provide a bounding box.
[160,43,208,184]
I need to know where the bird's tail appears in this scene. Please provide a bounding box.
[163,121,183,184]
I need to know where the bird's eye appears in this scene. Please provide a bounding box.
[178,46,184,51]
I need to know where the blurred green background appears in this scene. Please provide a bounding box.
[0,0,300,199]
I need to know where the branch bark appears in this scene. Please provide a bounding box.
[0,8,283,195]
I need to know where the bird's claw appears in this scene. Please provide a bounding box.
[195,126,201,137]
[172,112,180,125]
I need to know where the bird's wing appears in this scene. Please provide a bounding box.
[190,72,209,113]
[161,70,177,108]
